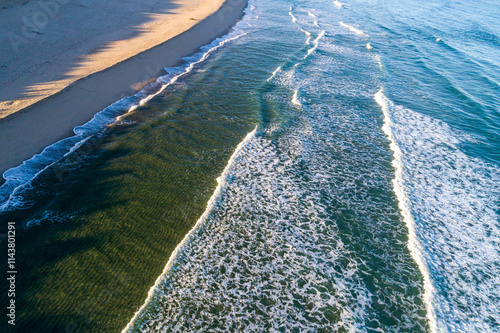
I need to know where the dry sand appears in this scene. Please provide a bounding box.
[0,0,247,175]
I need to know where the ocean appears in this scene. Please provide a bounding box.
[1,0,499,332]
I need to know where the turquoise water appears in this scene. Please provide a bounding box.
[2,0,499,332]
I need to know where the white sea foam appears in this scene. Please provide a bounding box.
[305,30,325,59]
[376,90,500,332]
[267,66,281,82]
[339,21,369,37]
[308,12,320,27]
[366,43,373,50]
[333,0,345,8]
[289,8,312,44]
[25,209,80,228]
[291,89,301,106]
[289,7,297,23]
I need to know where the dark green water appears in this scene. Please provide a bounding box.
[1,0,499,332]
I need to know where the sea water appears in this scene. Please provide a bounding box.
[1,0,499,332]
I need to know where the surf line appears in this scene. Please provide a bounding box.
[307,12,320,28]
[289,7,312,44]
[267,66,282,82]
[339,21,369,37]
[121,126,258,333]
[1,33,247,213]
[0,7,253,212]
[305,30,325,59]
[375,89,438,333]
[292,89,301,106]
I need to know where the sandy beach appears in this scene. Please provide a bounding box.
[0,0,247,176]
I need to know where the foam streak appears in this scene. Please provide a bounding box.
[375,89,438,333]
[340,22,369,37]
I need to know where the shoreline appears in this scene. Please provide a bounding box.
[0,0,248,176]
[0,0,230,118]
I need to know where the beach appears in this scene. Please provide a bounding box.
[0,0,247,176]
[1,0,499,332]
